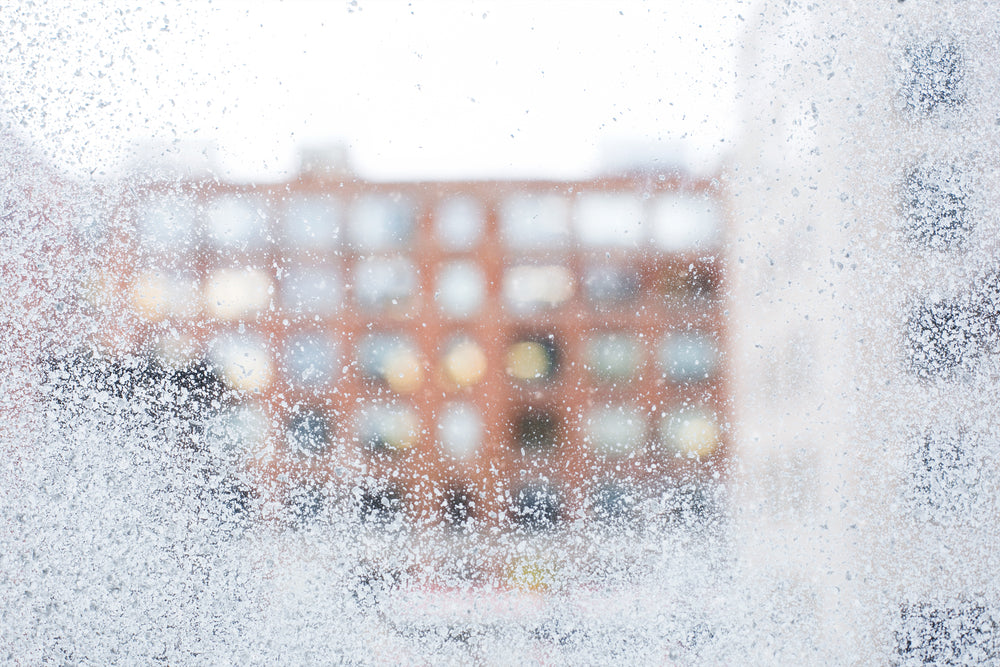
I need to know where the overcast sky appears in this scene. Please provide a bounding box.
[2,0,747,182]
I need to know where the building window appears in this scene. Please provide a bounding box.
[347,194,414,250]
[280,266,342,315]
[512,482,561,530]
[506,335,559,382]
[284,334,338,387]
[582,264,640,306]
[353,256,417,314]
[658,264,718,303]
[500,193,570,249]
[206,194,268,248]
[900,40,966,115]
[905,296,991,379]
[203,267,273,320]
[649,194,721,252]
[512,408,559,452]
[287,409,331,456]
[435,261,486,319]
[283,195,341,249]
[894,599,997,664]
[435,196,483,250]
[573,193,644,248]
[438,402,483,461]
[659,408,721,459]
[502,264,574,314]
[442,487,473,528]
[358,403,420,453]
[131,270,199,321]
[909,429,980,520]
[901,161,972,250]
[584,332,642,383]
[583,405,646,456]
[138,194,196,250]
[357,333,423,393]
[358,487,403,525]
[440,337,487,388]
[288,484,326,525]
[659,332,719,383]
[209,335,273,392]
[591,482,638,526]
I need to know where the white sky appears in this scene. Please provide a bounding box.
[1,0,747,182]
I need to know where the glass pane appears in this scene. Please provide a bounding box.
[500,193,570,249]
[506,336,559,382]
[284,334,338,387]
[658,408,720,459]
[203,267,273,320]
[583,405,646,456]
[434,196,483,249]
[502,264,573,314]
[440,336,487,388]
[206,194,268,247]
[574,192,644,247]
[284,195,341,249]
[280,267,342,314]
[438,402,482,461]
[358,403,420,452]
[137,194,196,249]
[584,333,643,382]
[650,194,721,251]
[209,335,273,392]
[347,194,414,250]
[357,332,423,393]
[353,256,417,313]
[659,332,719,382]
[435,261,485,318]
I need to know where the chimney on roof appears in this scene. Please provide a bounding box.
[297,142,352,178]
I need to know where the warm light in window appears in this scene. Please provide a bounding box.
[358,334,423,393]
[359,404,420,452]
[660,409,720,458]
[442,338,487,387]
[204,268,272,320]
[506,340,557,381]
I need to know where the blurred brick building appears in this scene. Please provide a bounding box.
[95,160,729,536]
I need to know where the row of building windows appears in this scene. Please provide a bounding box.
[199,329,719,394]
[137,191,722,254]
[287,478,713,532]
[216,402,722,462]
[131,260,718,323]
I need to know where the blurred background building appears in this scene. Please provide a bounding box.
[88,154,729,561]
[730,1,1000,662]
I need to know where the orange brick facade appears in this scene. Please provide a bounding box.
[96,172,729,533]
